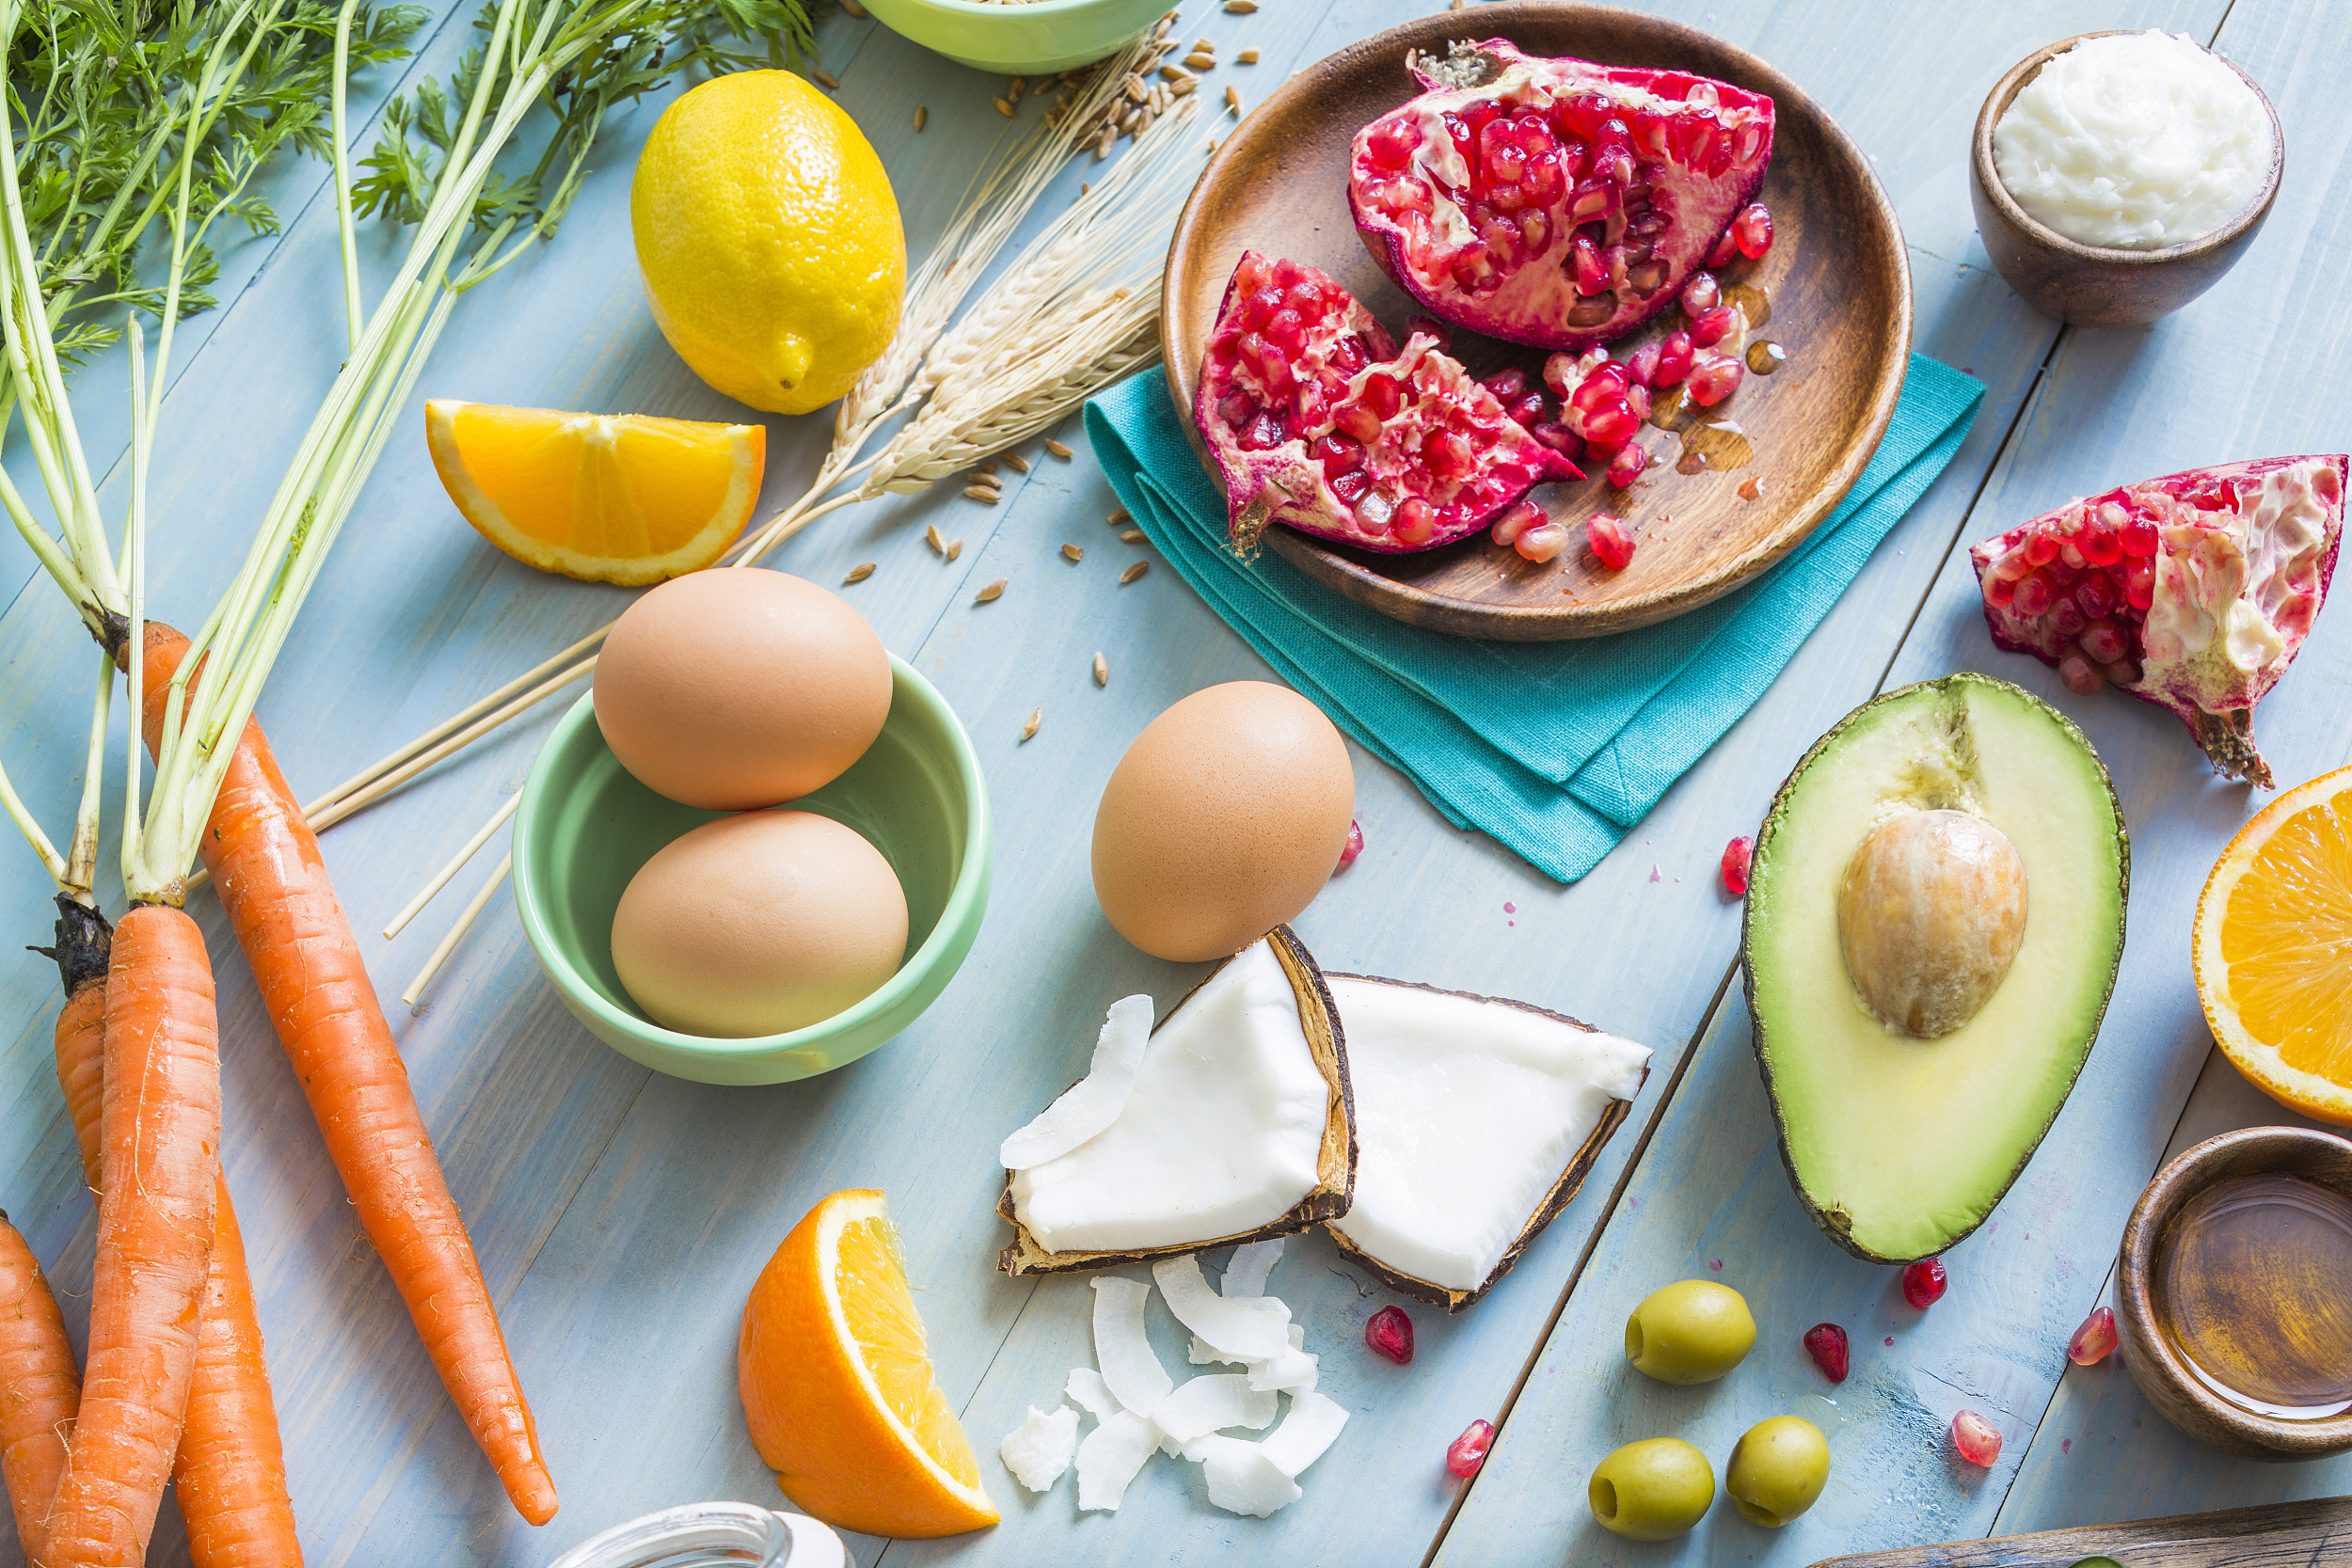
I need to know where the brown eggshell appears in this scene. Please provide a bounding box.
[595,570,891,810]
[611,810,908,1037]
[1091,682,1354,962]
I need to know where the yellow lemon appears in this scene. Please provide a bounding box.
[631,71,904,416]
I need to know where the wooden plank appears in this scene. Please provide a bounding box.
[1806,1493,2352,1568]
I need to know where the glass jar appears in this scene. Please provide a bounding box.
[543,1502,845,1568]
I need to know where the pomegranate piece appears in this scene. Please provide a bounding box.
[1802,1322,1849,1382]
[2067,1305,2117,1365]
[1687,354,1743,406]
[1733,201,1774,259]
[1347,40,1774,353]
[1719,834,1753,895]
[1607,443,1649,488]
[1516,519,1575,562]
[1446,1418,1497,1478]
[1969,455,2346,787]
[1194,251,1581,556]
[1335,817,1365,874]
[1366,1304,1415,1364]
[1951,1409,2003,1467]
[1587,513,1634,570]
[1900,1257,1947,1308]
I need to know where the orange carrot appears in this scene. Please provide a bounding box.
[0,1213,77,1561]
[44,903,220,1567]
[137,622,556,1524]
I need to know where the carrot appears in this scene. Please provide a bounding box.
[47,913,303,1568]
[0,1214,77,1561]
[136,622,556,1525]
[43,903,220,1568]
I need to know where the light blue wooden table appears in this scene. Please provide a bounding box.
[3,2,2347,1564]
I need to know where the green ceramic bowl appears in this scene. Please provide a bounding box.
[513,657,991,1085]
[857,0,1167,75]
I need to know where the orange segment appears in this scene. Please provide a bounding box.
[739,1189,996,1539]
[2194,764,2352,1124]
[425,399,763,585]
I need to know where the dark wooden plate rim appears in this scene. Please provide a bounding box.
[1159,2,1914,641]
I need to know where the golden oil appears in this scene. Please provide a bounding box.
[2153,1172,2352,1419]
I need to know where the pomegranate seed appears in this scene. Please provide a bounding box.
[1901,1258,1947,1308]
[1392,497,1437,546]
[1706,228,1739,268]
[1531,421,1583,460]
[1335,818,1365,874]
[1571,361,1629,412]
[1587,513,1634,570]
[1688,306,1736,347]
[1951,1410,2003,1467]
[1406,314,1454,352]
[1720,835,1752,895]
[2105,657,2142,686]
[2011,572,2055,619]
[2068,1305,2117,1365]
[2048,598,2087,641]
[1483,366,1529,401]
[1582,404,1640,447]
[1624,384,1651,422]
[1680,270,1721,314]
[2079,619,2128,665]
[2058,652,2104,695]
[1983,573,2017,609]
[2121,518,2159,556]
[1505,390,1547,429]
[1654,330,1694,386]
[2023,531,2060,566]
[1608,443,1648,488]
[1492,499,1544,546]
[1625,342,1661,387]
[2123,558,2155,610]
[1687,355,1742,406]
[1366,1305,1415,1364]
[2080,527,2122,567]
[1446,1418,1497,1478]
[1733,201,1773,258]
[1515,520,1574,562]
[1802,1323,1849,1382]
[2074,573,2117,619]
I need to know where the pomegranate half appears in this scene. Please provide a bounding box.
[1970,454,2345,788]
[1347,40,1774,353]
[1193,250,1581,555]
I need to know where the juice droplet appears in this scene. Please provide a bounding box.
[1677,447,1708,474]
[1723,282,1771,328]
[1646,383,1698,434]
[1745,340,1788,375]
[1679,419,1756,471]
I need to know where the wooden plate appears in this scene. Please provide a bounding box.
[1161,3,1911,641]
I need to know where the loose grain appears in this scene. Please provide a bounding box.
[843,562,876,583]
[976,578,1008,603]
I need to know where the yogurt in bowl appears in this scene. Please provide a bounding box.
[1992,31,2271,251]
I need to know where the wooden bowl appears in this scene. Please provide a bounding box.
[1162,3,1910,641]
[1969,34,2282,329]
[2113,1125,2352,1459]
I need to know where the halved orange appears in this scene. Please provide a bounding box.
[739,1189,997,1539]
[2194,764,2352,1125]
[425,399,763,585]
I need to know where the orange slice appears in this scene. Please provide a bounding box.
[2193,764,2352,1125]
[739,1189,997,1539]
[425,399,763,586]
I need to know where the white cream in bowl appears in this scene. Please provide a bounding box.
[1993,31,2270,250]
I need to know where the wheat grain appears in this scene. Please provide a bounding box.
[927,523,947,554]
[962,485,1001,504]
[844,562,876,583]
[1237,48,1260,63]
[1093,653,1109,686]
[1120,529,1147,544]
[976,578,1008,603]
[1021,707,1041,741]
[1061,544,1084,562]
[914,105,927,131]
[1108,507,1133,526]
[1045,438,1074,458]
[1120,561,1150,584]
[1003,451,1031,473]
[815,69,840,89]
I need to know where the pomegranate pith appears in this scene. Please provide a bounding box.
[1367,1304,1415,1364]
[1900,1258,1947,1308]
[1720,834,1753,895]
[1347,40,1774,353]
[2067,1305,2117,1365]
[1951,1409,2002,1466]
[1802,1322,1849,1382]
[1446,1418,1497,1478]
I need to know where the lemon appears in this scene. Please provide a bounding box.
[631,71,904,416]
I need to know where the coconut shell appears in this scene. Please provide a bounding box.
[997,925,1355,1276]
[1320,977,1645,1312]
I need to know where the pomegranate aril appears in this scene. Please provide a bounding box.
[1406,314,1454,352]
[1587,513,1634,570]
[1572,232,1607,294]
[1361,372,1403,420]
[1531,421,1583,460]
[1720,835,1753,895]
[2080,527,2123,567]
[1687,355,1742,406]
[1516,520,1574,562]
[1802,1322,1849,1383]
[2022,531,2060,566]
[1366,118,1419,168]
[1366,1305,1415,1364]
[1706,228,1740,268]
[1335,817,1365,873]
[1983,572,2017,609]
[1688,306,1736,348]
[1446,1418,1497,1479]
[1336,404,1382,444]
[1582,404,1640,447]
[1571,361,1629,412]
[2067,1305,2117,1365]
[1393,497,1438,546]
[1311,432,1364,475]
[1483,366,1530,401]
[1625,342,1661,388]
[1901,1257,1947,1309]
[2011,573,2055,619]
[1608,443,1648,487]
[1493,499,1544,546]
[1654,330,1694,386]
[2059,652,2104,695]
[1217,390,1257,430]
[2121,518,2159,556]
[1952,1410,2003,1467]
[1733,201,1773,258]
[2046,598,2086,641]
[1331,468,1371,507]
[1681,270,1721,314]
[2079,619,2127,665]
[2074,573,2117,619]
[1504,390,1547,429]
[2123,558,2155,610]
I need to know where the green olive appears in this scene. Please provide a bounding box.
[1587,1437,1715,1541]
[1624,1279,1756,1385]
[1724,1416,1830,1527]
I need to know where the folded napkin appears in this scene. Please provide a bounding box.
[1085,354,1984,881]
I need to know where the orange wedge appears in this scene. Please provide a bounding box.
[2193,764,2352,1125]
[425,399,763,585]
[739,1189,997,1539]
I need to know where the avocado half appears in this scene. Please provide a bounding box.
[1741,673,2128,1263]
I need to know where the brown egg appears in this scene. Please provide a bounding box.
[1091,682,1354,961]
[612,810,908,1037]
[595,570,891,810]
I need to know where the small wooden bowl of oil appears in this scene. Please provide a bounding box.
[2116,1125,2352,1459]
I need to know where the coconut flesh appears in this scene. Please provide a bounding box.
[1006,939,1333,1256]
[1326,978,1649,1303]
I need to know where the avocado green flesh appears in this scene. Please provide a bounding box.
[1746,675,2126,1262]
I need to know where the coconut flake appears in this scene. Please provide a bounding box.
[1074,1410,1161,1512]
[1150,1373,1279,1444]
[1065,1366,1119,1421]
[1246,1347,1318,1394]
[1091,1276,1173,1418]
[1222,1238,1287,1298]
[1189,1434,1305,1516]
[1259,1389,1349,1478]
[1153,1255,1293,1361]
[1188,1336,1245,1366]
[999,1404,1080,1491]
[1001,994,1154,1169]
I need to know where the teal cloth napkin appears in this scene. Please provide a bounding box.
[1084,353,1984,882]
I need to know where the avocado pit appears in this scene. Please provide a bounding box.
[1836,808,2028,1037]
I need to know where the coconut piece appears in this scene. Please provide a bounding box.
[1153,1255,1293,1360]
[1189,1434,1305,1517]
[1000,994,1154,1169]
[1000,1404,1081,1491]
[1187,1336,1243,1366]
[1259,1388,1349,1478]
[999,927,1356,1274]
[1074,1410,1161,1512]
[1323,976,1650,1310]
[1150,1373,1279,1444]
[1091,1276,1173,1417]
[1066,1366,1118,1420]
[1246,1346,1317,1394]
[1222,1237,1286,1298]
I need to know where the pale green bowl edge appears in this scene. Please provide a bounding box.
[855,0,1166,74]
[512,657,993,1086]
